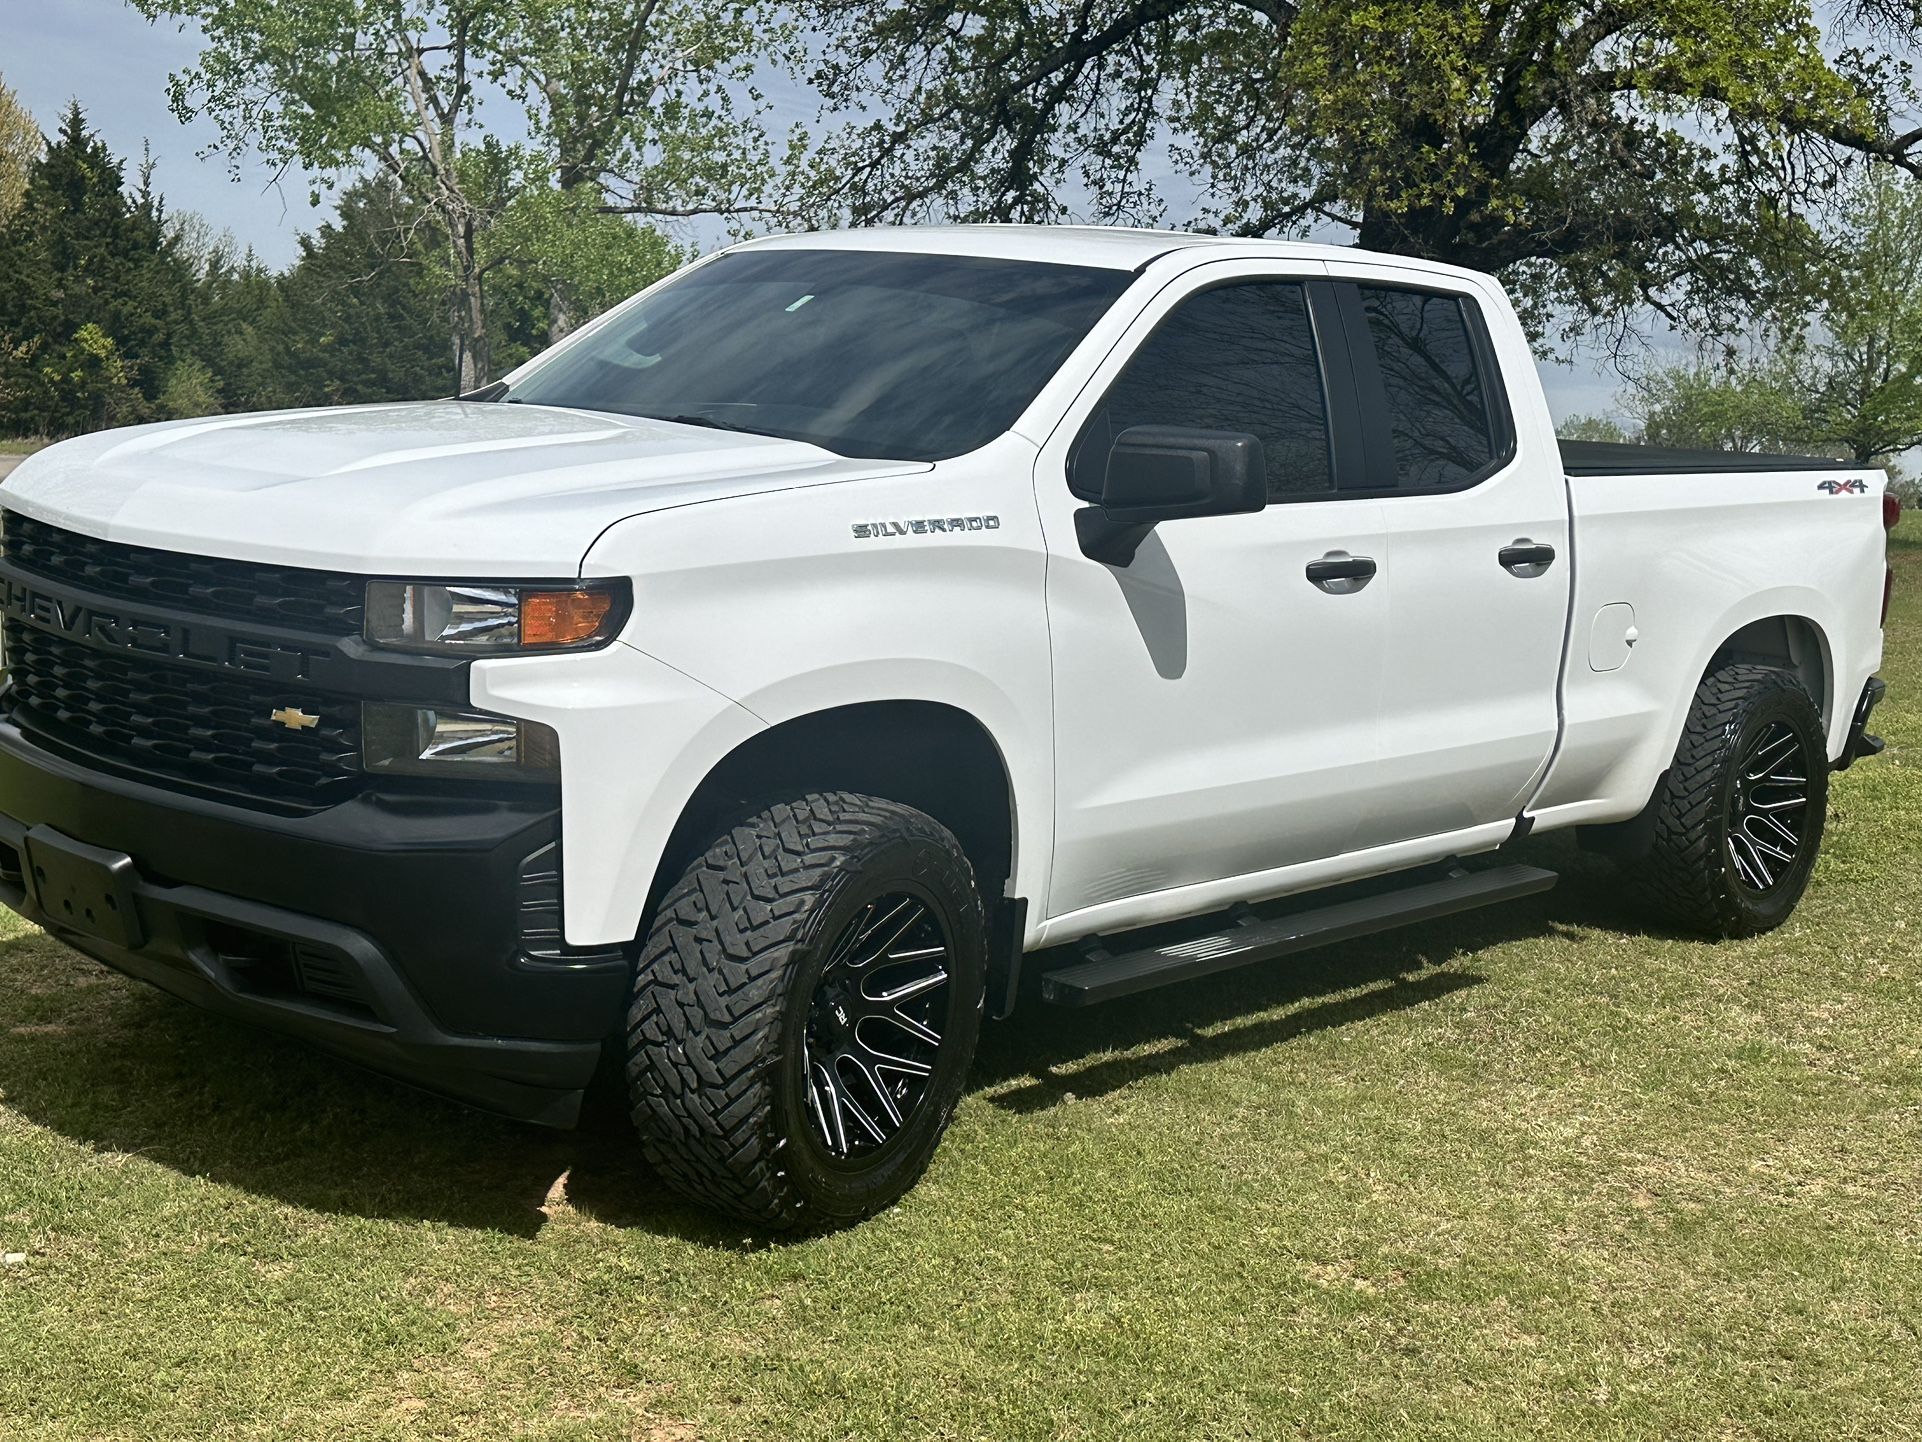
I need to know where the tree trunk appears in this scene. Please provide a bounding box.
[453,216,488,393]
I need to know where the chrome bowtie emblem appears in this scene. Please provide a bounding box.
[269,706,319,731]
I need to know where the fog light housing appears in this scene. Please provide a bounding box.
[362,703,559,781]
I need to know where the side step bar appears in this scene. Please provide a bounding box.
[1039,863,1558,1007]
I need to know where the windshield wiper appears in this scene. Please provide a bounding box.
[645,412,772,436]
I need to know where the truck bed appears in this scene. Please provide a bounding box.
[1559,439,1844,476]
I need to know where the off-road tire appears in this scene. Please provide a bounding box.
[625,792,986,1229]
[1632,663,1828,937]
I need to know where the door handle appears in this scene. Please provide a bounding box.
[1499,541,1557,576]
[1305,553,1377,593]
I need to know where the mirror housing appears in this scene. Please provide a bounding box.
[1075,425,1267,565]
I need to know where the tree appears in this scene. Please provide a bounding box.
[0,75,38,225]
[274,175,454,406]
[798,1,1922,342]
[0,105,196,436]
[1557,414,1637,442]
[1628,353,1812,452]
[1624,169,1922,464]
[1788,170,1922,463]
[135,0,792,386]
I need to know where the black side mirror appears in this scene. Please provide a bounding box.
[1075,425,1267,566]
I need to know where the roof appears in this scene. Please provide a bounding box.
[732,223,1353,272]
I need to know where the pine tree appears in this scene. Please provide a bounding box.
[0,104,194,436]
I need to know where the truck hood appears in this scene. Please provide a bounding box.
[0,400,926,574]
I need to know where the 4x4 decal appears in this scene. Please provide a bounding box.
[1818,478,1870,495]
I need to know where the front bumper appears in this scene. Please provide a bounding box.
[0,719,629,1125]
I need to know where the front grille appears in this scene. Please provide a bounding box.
[3,510,364,636]
[3,621,362,806]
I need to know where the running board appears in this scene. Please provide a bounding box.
[1038,863,1558,1007]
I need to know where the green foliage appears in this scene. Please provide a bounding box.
[0,75,38,225]
[0,105,196,436]
[274,177,455,407]
[1789,170,1922,462]
[156,357,221,419]
[800,0,1922,344]
[133,0,791,385]
[1623,169,1922,466]
[1631,354,1814,452]
[1556,414,1638,443]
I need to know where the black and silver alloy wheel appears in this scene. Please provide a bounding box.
[1726,719,1811,894]
[803,893,952,1162]
[1633,661,1829,937]
[626,793,986,1229]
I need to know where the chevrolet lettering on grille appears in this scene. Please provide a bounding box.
[0,578,330,683]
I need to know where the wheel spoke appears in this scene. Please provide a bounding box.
[1731,832,1776,888]
[865,966,949,1007]
[847,1055,903,1127]
[810,1060,850,1159]
[871,1009,943,1049]
[863,1043,934,1080]
[1743,729,1799,780]
[834,1073,891,1146]
[851,898,926,966]
[1751,813,1801,850]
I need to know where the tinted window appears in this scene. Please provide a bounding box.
[1359,287,1497,488]
[1072,282,1333,500]
[500,249,1130,462]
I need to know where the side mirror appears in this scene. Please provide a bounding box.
[1075,425,1267,566]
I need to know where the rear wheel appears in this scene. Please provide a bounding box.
[1632,663,1828,937]
[625,792,985,1229]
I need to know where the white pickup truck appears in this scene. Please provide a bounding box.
[0,226,1892,1227]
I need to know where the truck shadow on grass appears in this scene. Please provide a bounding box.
[0,836,1667,1241]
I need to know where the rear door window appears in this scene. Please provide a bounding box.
[1354,287,1500,490]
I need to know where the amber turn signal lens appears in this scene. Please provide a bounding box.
[520,588,616,647]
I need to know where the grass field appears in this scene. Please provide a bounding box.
[3,527,1920,1441]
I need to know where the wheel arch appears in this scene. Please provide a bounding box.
[644,700,1023,932]
[1708,612,1833,732]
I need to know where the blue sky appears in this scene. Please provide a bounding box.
[3,0,1627,419]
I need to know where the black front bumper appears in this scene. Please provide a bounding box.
[0,720,629,1126]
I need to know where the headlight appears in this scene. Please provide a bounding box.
[364,580,629,654]
[362,703,559,781]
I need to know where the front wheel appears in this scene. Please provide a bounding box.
[625,792,986,1229]
[1632,663,1829,937]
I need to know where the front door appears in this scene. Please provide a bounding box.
[1036,265,1397,932]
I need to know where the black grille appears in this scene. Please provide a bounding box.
[3,621,362,806]
[3,510,364,636]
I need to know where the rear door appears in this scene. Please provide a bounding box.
[1326,268,1571,847]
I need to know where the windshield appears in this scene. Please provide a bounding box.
[499,248,1133,462]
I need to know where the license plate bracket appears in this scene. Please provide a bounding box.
[24,826,146,949]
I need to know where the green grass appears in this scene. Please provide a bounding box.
[5,529,1922,1441]
[0,438,52,457]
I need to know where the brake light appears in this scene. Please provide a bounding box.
[1886,491,1903,531]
